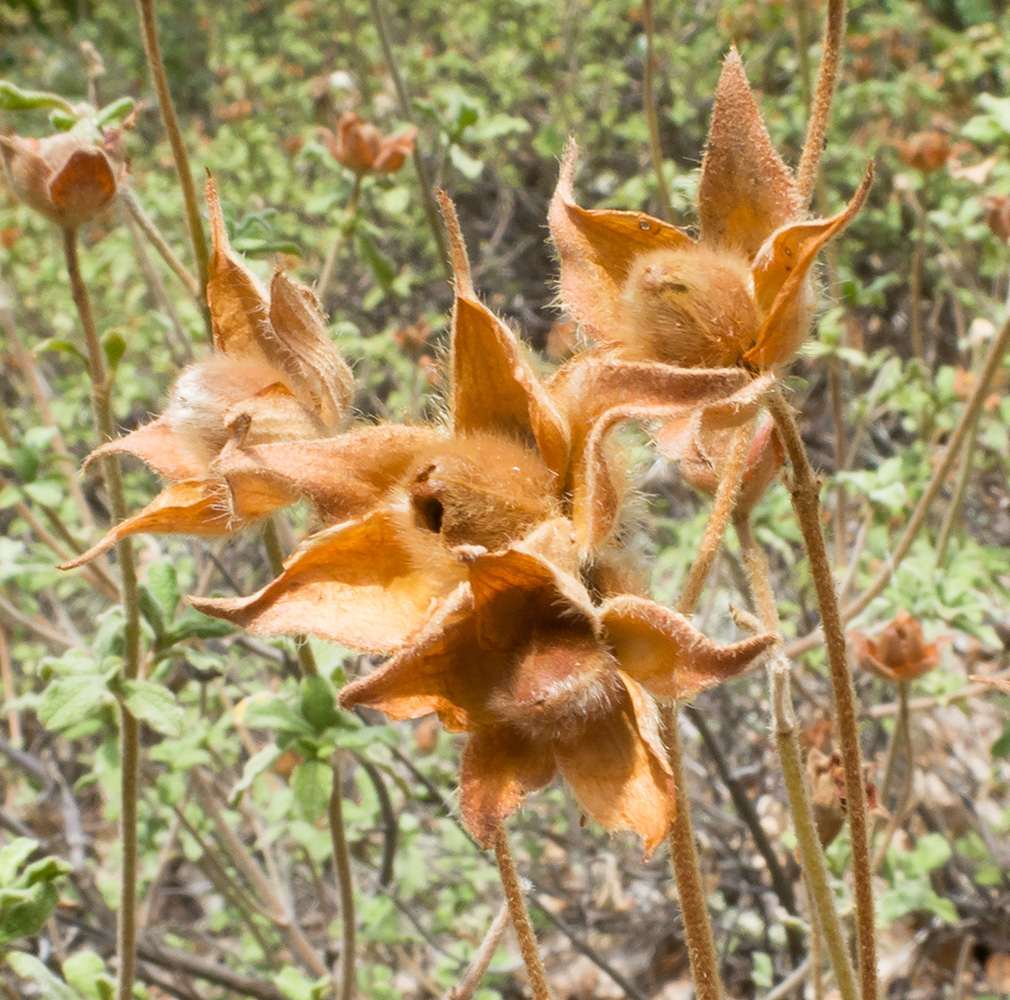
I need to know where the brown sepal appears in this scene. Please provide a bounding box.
[549,141,693,344]
[697,47,800,257]
[82,416,206,482]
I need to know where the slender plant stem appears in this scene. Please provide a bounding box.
[118,186,201,299]
[444,903,510,1000]
[642,0,673,222]
[678,421,754,612]
[786,303,1010,659]
[735,515,859,999]
[872,681,912,870]
[492,827,553,1000]
[767,389,877,1000]
[62,227,142,1000]
[796,0,846,207]
[366,0,450,276]
[0,627,19,745]
[317,175,362,304]
[134,0,210,295]
[329,752,357,1000]
[935,401,982,562]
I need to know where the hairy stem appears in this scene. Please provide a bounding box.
[329,752,357,1000]
[492,827,553,1000]
[444,903,510,1000]
[642,0,674,222]
[134,0,210,295]
[367,0,450,276]
[872,681,911,870]
[767,389,876,1000]
[62,227,142,1000]
[797,0,847,206]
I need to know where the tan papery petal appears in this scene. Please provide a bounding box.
[744,166,873,368]
[339,584,506,729]
[206,176,275,363]
[61,479,236,569]
[224,382,328,445]
[549,141,693,344]
[438,191,570,479]
[82,416,207,481]
[697,47,800,257]
[459,727,558,847]
[601,595,775,699]
[49,147,118,220]
[0,136,54,219]
[555,677,676,854]
[268,270,353,430]
[192,508,465,653]
[213,425,447,524]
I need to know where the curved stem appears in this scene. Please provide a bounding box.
[735,515,859,999]
[134,0,210,296]
[768,389,877,1000]
[492,827,553,1000]
[796,0,846,207]
[62,227,142,1000]
[642,0,674,222]
[329,752,357,1000]
[444,903,510,1000]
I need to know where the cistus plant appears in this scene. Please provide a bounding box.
[3,2,1010,1000]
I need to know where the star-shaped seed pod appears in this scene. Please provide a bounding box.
[188,194,767,649]
[340,538,775,851]
[62,177,353,569]
[850,611,945,683]
[549,48,872,372]
[0,126,127,229]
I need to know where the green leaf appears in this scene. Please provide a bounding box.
[448,144,484,180]
[0,883,59,945]
[300,676,340,734]
[230,743,283,802]
[24,480,65,508]
[5,951,81,1000]
[38,675,110,731]
[168,606,235,642]
[121,680,184,737]
[62,950,108,1000]
[0,838,38,886]
[910,833,952,873]
[291,759,330,821]
[242,697,313,737]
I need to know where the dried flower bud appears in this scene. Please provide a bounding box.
[323,112,416,175]
[851,611,944,683]
[983,195,1010,245]
[0,128,126,228]
[807,747,882,848]
[894,131,952,174]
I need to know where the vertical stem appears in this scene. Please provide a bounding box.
[796,0,847,207]
[767,390,877,1000]
[872,682,912,870]
[492,827,553,1000]
[134,0,210,295]
[735,515,859,999]
[660,421,755,1000]
[642,0,674,222]
[328,752,357,1000]
[62,227,142,1000]
[367,0,450,276]
[0,627,20,745]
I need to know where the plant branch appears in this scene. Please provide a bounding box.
[118,186,201,299]
[62,226,143,1000]
[444,903,510,1000]
[329,751,357,1000]
[318,175,362,304]
[796,0,846,206]
[492,826,553,1000]
[767,389,876,1000]
[366,0,450,276]
[134,0,210,296]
